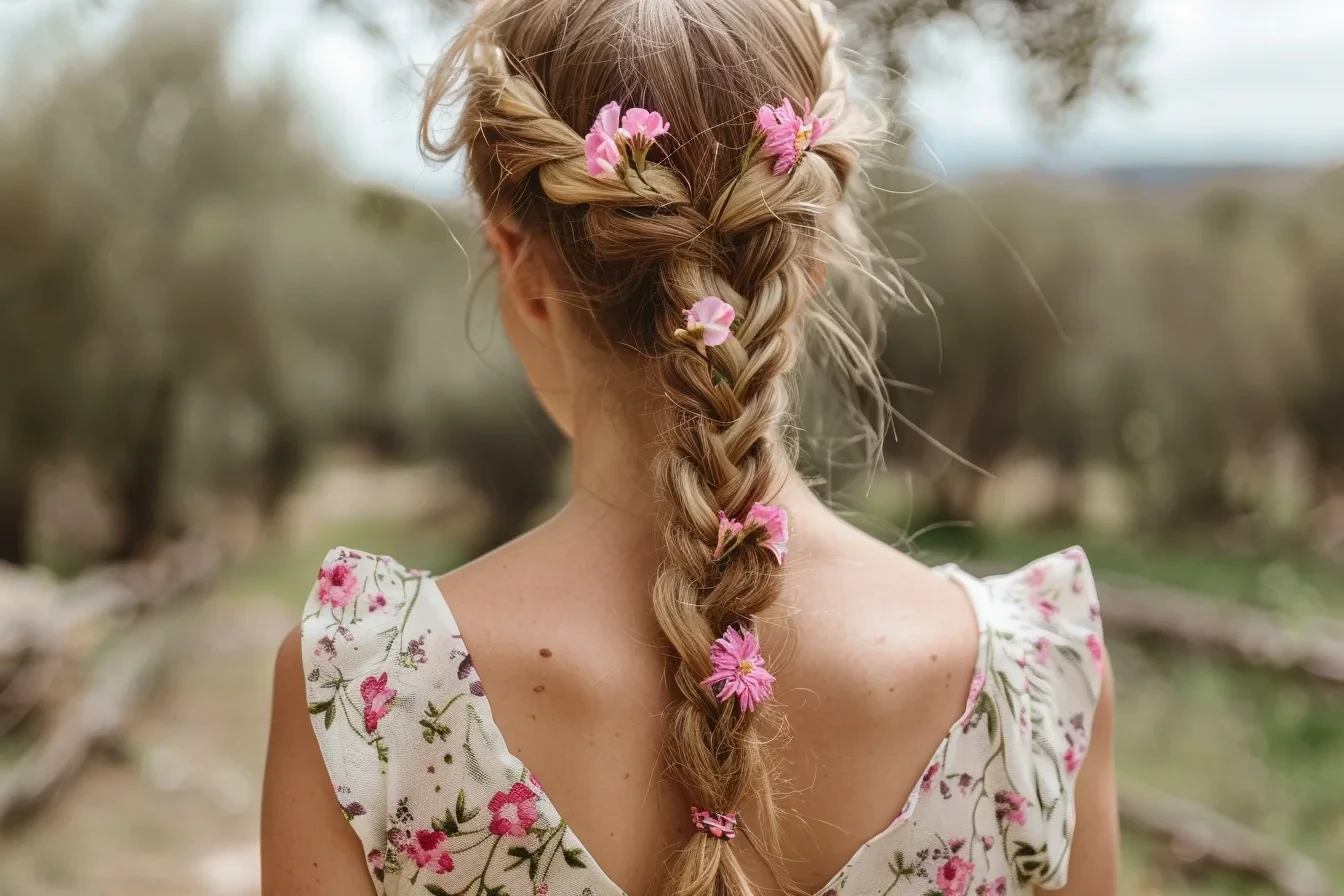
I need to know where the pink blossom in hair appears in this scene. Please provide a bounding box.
[585,100,623,177]
[712,510,744,560]
[702,625,775,712]
[682,296,735,347]
[756,97,831,175]
[745,501,789,564]
[618,107,671,144]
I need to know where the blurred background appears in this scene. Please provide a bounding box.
[0,0,1341,894]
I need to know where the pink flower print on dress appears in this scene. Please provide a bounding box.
[702,626,775,712]
[920,761,941,793]
[976,878,1007,896]
[676,296,736,354]
[360,672,396,733]
[314,636,336,660]
[1034,636,1052,665]
[1087,633,1105,679]
[1025,564,1048,589]
[746,502,789,564]
[399,829,454,873]
[948,837,965,853]
[935,855,974,896]
[1034,596,1060,623]
[367,592,387,614]
[756,97,831,175]
[585,101,622,178]
[1064,742,1086,775]
[488,782,540,837]
[995,790,1028,826]
[981,835,994,851]
[367,848,385,881]
[317,560,358,609]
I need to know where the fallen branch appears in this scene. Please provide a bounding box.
[0,537,222,823]
[1120,787,1336,896]
[1097,583,1344,688]
[0,605,197,826]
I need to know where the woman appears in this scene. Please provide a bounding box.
[261,0,1118,893]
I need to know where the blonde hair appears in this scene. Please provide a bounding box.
[421,1,886,892]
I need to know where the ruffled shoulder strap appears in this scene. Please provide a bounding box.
[300,547,463,891]
[958,547,1105,889]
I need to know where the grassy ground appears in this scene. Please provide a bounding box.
[0,511,1339,895]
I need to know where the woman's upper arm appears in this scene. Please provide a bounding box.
[1044,654,1119,896]
[261,626,376,896]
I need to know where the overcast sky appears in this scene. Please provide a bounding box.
[5,0,1343,193]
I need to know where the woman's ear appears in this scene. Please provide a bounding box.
[485,218,550,336]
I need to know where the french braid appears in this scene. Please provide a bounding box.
[422,2,877,892]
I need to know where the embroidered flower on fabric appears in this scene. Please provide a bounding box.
[1087,633,1105,678]
[702,625,775,712]
[1064,743,1086,775]
[976,878,1008,896]
[488,782,540,837]
[920,761,941,793]
[935,855,974,896]
[367,592,388,613]
[360,672,396,733]
[398,829,454,873]
[317,560,359,608]
[994,790,1028,826]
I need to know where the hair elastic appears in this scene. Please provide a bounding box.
[690,807,738,840]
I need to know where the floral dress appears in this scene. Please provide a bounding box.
[301,546,1104,896]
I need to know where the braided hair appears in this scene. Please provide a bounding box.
[421,1,884,892]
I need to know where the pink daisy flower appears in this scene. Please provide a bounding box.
[935,855,974,896]
[398,829,453,874]
[488,782,540,837]
[756,97,831,175]
[360,672,396,733]
[585,100,622,178]
[745,502,789,564]
[702,626,775,712]
[680,296,736,350]
[317,560,359,609]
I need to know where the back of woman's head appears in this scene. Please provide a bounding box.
[421,1,884,891]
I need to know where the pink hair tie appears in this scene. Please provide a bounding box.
[691,807,738,840]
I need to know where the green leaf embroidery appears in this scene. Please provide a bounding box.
[430,812,458,835]
[306,700,332,715]
[562,846,587,868]
[425,886,451,896]
[456,788,480,823]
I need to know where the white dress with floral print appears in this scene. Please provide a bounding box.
[301,546,1104,896]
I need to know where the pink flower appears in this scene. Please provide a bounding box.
[317,561,359,609]
[702,626,775,712]
[488,782,540,837]
[981,835,995,850]
[712,511,744,559]
[1087,633,1105,679]
[314,636,336,660]
[1025,564,1048,589]
[681,296,736,348]
[920,762,941,793]
[585,100,622,177]
[360,672,396,733]
[1034,597,1060,623]
[995,790,1028,826]
[976,878,1007,896]
[1034,636,1052,665]
[949,837,965,853]
[745,502,789,564]
[367,848,385,881]
[618,107,670,145]
[756,97,831,175]
[935,855,974,896]
[1064,743,1086,775]
[398,829,453,873]
[367,593,387,613]
[964,669,986,715]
